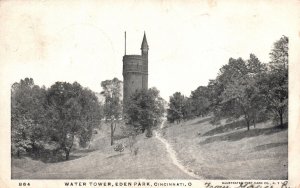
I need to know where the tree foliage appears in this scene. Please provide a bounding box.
[11,79,102,160]
[218,55,267,130]
[167,36,288,130]
[258,36,288,127]
[125,88,165,137]
[11,78,48,157]
[190,86,211,117]
[101,78,122,121]
[101,77,122,145]
[167,92,186,123]
[47,82,102,160]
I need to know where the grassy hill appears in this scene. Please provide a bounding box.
[12,122,192,179]
[12,117,287,179]
[162,117,288,179]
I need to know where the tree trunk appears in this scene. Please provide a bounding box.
[110,122,114,146]
[280,113,283,128]
[31,142,39,158]
[246,119,250,131]
[65,150,70,160]
[253,112,256,128]
[64,134,74,161]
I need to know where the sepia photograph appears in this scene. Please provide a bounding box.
[1,0,300,187]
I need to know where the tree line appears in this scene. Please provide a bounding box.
[12,77,166,160]
[167,36,288,130]
[11,79,102,160]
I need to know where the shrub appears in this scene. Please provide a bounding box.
[114,143,125,154]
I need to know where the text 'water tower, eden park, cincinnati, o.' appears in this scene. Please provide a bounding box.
[122,32,149,109]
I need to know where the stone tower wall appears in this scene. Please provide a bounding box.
[123,55,147,106]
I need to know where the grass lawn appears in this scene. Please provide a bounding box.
[162,117,288,179]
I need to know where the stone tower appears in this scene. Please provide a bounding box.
[123,32,149,108]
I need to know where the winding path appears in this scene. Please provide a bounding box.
[153,119,202,179]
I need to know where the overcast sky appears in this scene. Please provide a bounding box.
[1,0,299,100]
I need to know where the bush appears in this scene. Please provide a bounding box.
[114,143,125,154]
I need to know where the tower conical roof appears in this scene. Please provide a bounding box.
[141,32,149,49]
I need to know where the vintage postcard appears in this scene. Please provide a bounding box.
[0,0,299,188]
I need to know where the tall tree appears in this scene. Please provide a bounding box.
[47,82,102,160]
[216,55,266,130]
[258,36,288,127]
[11,78,48,157]
[167,92,186,123]
[125,88,165,137]
[269,36,288,71]
[190,86,211,117]
[211,58,248,122]
[101,78,122,145]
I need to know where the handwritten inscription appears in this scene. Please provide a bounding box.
[205,181,290,188]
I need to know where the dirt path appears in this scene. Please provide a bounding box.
[154,120,202,179]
